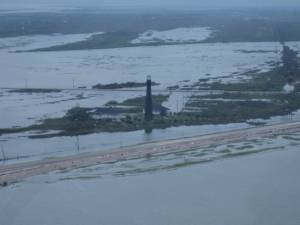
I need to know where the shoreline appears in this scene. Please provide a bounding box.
[1,121,300,186]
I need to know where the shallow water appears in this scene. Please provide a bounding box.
[32,133,300,181]
[0,135,300,225]
[130,27,213,44]
[1,35,300,170]
[0,89,143,128]
[0,41,285,88]
[1,100,300,164]
[0,32,103,51]
[0,122,251,164]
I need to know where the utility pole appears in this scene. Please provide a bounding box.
[182,93,185,112]
[1,145,6,161]
[119,133,123,148]
[75,136,80,152]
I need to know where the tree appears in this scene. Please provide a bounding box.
[66,107,91,122]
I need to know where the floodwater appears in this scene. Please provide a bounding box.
[0,38,287,88]
[0,122,251,164]
[1,29,300,225]
[0,33,300,164]
[0,135,299,225]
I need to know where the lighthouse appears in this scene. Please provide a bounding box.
[144,75,153,121]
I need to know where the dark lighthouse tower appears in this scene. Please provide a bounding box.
[144,75,153,121]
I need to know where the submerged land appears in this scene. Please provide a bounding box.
[1,7,300,225]
[0,8,300,176]
[1,121,300,186]
[1,9,299,52]
[0,44,299,138]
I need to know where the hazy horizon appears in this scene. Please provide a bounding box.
[1,0,300,12]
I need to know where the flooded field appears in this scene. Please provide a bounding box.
[1,32,300,163]
[0,36,290,88]
[130,27,213,44]
[1,7,300,225]
[0,4,300,225]
[1,105,300,164]
[0,123,251,164]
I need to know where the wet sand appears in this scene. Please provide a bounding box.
[1,121,300,185]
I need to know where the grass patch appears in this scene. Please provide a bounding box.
[194,66,286,92]
[119,94,169,107]
[235,145,254,150]
[282,135,300,141]
[93,81,159,90]
[184,92,300,124]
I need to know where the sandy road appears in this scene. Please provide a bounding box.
[1,121,300,185]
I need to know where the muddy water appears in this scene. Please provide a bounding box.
[0,123,251,164]
[0,138,299,225]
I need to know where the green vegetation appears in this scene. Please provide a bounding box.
[178,45,300,125]
[1,32,300,138]
[3,91,297,138]
[92,81,159,90]
[27,32,138,52]
[105,94,169,109]
[167,85,180,90]
[1,45,300,138]
[282,135,300,141]
[194,65,286,92]
[119,95,169,107]
[4,10,300,51]
[186,95,297,121]
[194,45,300,92]
[105,101,119,106]
[0,95,170,138]
[189,92,280,100]
[93,107,142,114]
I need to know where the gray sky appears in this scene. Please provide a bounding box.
[1,0,300,10]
